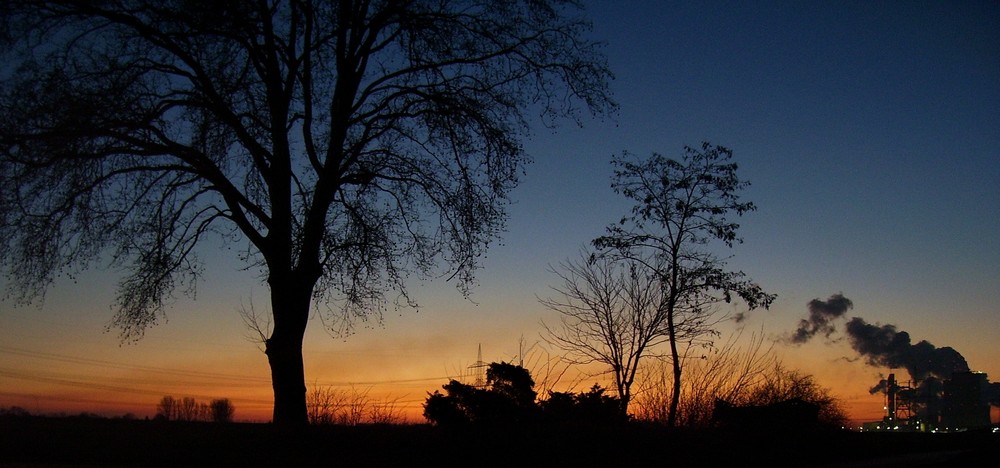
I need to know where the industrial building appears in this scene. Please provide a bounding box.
[862,371,992,432]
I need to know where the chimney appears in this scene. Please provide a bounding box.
[886,373,897,421]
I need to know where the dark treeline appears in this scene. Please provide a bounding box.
[156,396,235,423]
[0,396,235,423]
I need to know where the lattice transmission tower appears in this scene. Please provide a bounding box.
[468,344,487,388]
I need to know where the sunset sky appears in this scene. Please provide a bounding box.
[2,1,998,426]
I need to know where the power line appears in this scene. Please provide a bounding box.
[0,345,269,384]
[0,365,262,390]
[0,368,272,406]
[0,345,456,389]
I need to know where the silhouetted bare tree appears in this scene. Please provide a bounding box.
[541,251,693,417]
[593,142,776,426]
[0,1,615,425]
[176,397,201,422]
[156,396,179,421]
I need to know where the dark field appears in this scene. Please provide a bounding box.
[1,416,997,467]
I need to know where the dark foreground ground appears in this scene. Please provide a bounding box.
[1,416,997,467]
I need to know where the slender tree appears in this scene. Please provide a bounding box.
[0,1,615,425]
[593,142,775,426]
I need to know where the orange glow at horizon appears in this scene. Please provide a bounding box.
[2,352,998,427]
[2,340,968,426]
[2,285,997,427]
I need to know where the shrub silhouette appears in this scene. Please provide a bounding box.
[424,363,624,426]
[541,384,625,425]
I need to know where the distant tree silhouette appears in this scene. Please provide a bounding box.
[593,142,776,426]
[210,399,235,423]
[0,406,31,418]
[156,395,236,423]
[177,397,200,422]
[0,1,615,425]
[156,396,178,421]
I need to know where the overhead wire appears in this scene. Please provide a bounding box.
[0,344,459,417]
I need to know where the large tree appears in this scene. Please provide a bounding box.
[0,0,614,424]
[593,142,775,426]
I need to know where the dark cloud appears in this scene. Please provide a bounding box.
[787,293,853,344]
[844,317,969,383]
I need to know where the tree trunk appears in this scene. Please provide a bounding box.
[667,295,681,427]
[266,331,308,425]
[265,274,313,426]
[669,351,682,427]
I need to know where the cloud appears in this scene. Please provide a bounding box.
[786,293,853,344]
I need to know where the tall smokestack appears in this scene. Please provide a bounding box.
[887,373,897,421]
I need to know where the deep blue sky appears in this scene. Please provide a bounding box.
[1,0,997,422]
[500,0,998,322]
[465,0,1000,419]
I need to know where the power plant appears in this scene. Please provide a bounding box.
[787,294,998,433]
[863,371,993,432]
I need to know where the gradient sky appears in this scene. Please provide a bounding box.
[2,1,998,425]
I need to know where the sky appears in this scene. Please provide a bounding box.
[1,1,998,426]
